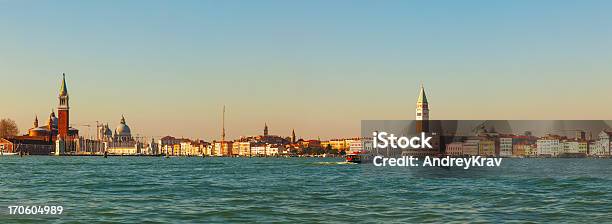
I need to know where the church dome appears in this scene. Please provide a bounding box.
[48,111,58,128]
[29,127,50,137]
[115,116,131,137]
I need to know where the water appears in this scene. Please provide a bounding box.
[1,157,612,223]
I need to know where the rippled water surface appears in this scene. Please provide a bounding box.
[1,157,612,223]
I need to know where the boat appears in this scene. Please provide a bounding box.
[0,152,18,156]
[345,150,370,163]
[345,154,361,163]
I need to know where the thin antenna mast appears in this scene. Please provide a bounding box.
[222,105,226,156]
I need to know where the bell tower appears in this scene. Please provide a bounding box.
[58,73,70,139]
[416,83,429,133]
[264,123,269,136]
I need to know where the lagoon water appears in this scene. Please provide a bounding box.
[1,157,612,223]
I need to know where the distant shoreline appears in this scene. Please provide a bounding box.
[2,154,612,159]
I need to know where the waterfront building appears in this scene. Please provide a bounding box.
[329,139,347,151]
[145,138,160,155]
[348,141,364,152]
[238,141,252,156]
[537,135,564,157]
[97,123,113,142]
[250,143,266,156]
[213,141,233,156]
[0,138,54,155]
[348,141,362,153]
[75,137,105,155]
[509,134,538,157]
[348,139,372,154]
[186,141,208,156]
[562,140,588,154]
[161,144,172,155]
[344,138,361,152]
[524,144,537,157]
[320,141,330,149]
[159,136,190,155]
[463,139,480,156]
[204,144,214,156]
[302,139,323,148]
[106,144,141,155]
[180,142,197,156]
[105,116,143,155]
[0,138,15,153]
[327,138,361,152]
[499,137,513,157]
[173,144,182,156]
[297,139,321,149]
[589,141,598,156]
[578,141,588,154]
[231,142,240,156]
[445,142,464,156]
[266,144,285,156]
[512,142,528,157]
[159,136,183,147]
[478,140,495,156]
[593,130,612,156]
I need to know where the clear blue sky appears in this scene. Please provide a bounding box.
[1,0,612,140]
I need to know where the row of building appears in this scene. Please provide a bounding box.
[443,129,612,157]
[0,119,362,157]
[157,127,360,157]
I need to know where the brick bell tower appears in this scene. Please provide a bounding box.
[58,73,70,140]
[415,83,429,133]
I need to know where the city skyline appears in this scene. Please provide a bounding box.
[2,1,612,140]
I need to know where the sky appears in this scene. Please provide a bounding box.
[1,0,612,140]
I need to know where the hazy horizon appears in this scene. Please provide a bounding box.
[2,0,612,140]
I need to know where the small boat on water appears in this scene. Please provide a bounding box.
[0,152,18,156]
[345,150,370,164]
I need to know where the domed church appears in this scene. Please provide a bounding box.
[104,115,137,151]
[27,112,56,137]
[26,74,79,140]
[96,115,134,143]
[114,115,133,142]
[9,74,79,155]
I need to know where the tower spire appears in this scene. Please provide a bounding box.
[60,73,68,96]
[291,129,296,143]
[264,123,269,136]
[417,82,427,104]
